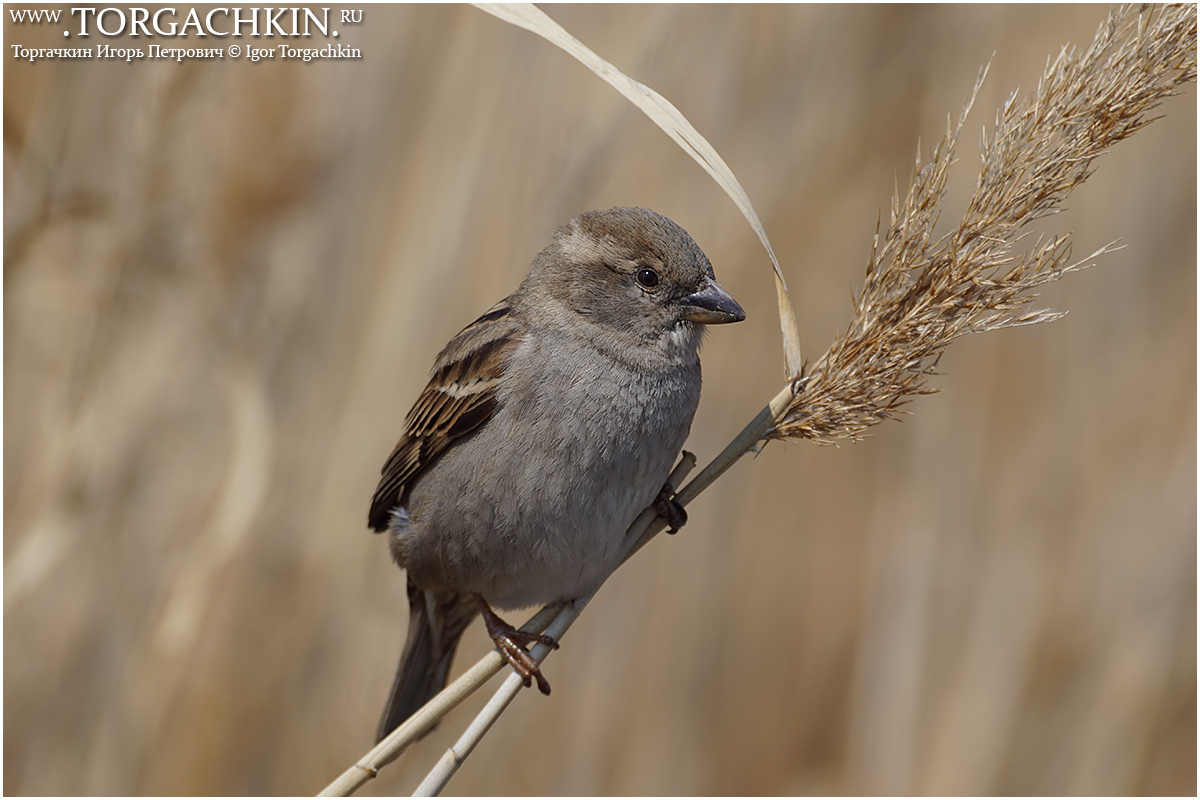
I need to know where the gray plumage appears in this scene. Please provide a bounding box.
[369,207,744,742]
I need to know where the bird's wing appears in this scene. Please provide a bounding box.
[368,301,521,531]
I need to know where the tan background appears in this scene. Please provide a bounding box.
[5,4,1195,795]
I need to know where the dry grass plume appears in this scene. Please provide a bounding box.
[776,5,1196,444]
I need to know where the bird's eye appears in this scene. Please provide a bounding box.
[635,267,660,289]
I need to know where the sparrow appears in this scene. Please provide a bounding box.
[368,206,745,742]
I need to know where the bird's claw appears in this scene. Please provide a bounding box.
[476,596,557,695]
[654,482,687,533]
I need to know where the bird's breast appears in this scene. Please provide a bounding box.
[396,339,702,609]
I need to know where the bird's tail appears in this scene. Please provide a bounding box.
[376,580,479,743]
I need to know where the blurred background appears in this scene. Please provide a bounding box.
[4,4,1195,795]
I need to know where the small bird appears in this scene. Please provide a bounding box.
[369,207,745,742]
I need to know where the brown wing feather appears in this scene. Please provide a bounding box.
[368,303,519,531]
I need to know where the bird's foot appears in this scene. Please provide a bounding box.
[654,482,688,533]
[476,596,558,695]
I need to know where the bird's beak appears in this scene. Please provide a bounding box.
[681,276,746,324]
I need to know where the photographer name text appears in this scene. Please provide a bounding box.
[8,7,367,62]
[11,41,361,63]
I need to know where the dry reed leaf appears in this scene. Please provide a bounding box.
[473,2,804,377]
